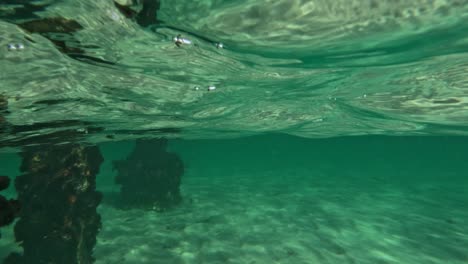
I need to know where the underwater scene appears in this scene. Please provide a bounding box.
[1,0,468,263]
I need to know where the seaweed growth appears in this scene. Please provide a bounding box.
[113,138,183,211]
[5,144,103,264]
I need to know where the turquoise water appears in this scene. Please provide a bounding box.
[1,135,468,263]
[1,1,468,263]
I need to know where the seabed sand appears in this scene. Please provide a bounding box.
[0,168,467,263]
[93,168,468,264]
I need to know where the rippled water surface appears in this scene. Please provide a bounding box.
[1,0,468,145]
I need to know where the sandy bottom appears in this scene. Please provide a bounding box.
[1,169,467,263]
[95,169,467,264]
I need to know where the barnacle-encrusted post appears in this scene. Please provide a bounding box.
[6,144,103,264]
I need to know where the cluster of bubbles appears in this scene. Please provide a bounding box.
[7,43,25,51]
[173,34,223,50]
[193,85,216,91]
[173,34,222,93]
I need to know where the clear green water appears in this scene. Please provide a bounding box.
[1,1,468,263]
[1,135,468,263]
